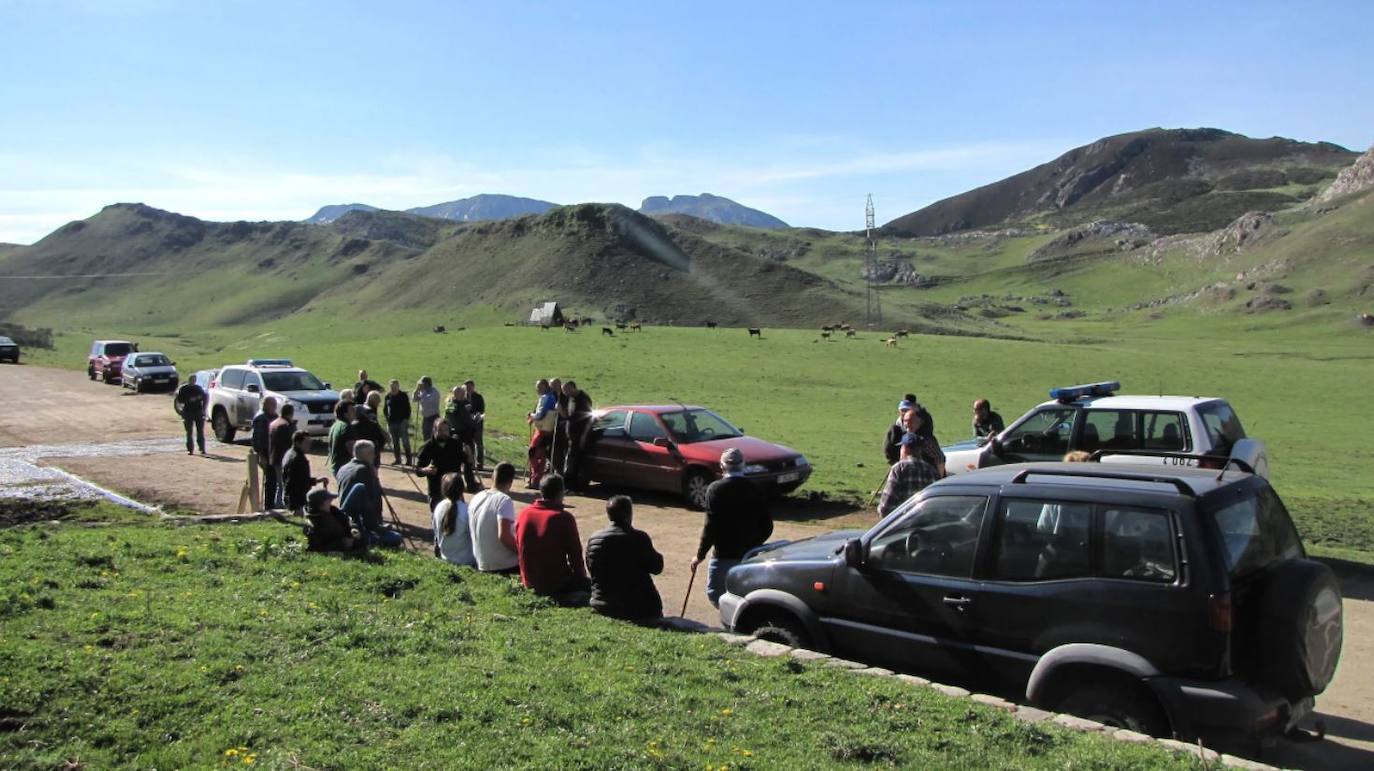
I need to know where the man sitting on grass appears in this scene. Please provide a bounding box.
[337,440,403,548]
[281,430,323,515]
[469,462,520,574]
[586,495,664,623]
[515,474,590,606]
[303,487,359,552]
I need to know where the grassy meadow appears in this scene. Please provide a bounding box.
[0,514,1196,769]
[19,312,1374,564]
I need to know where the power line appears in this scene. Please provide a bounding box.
[864,194,881,326]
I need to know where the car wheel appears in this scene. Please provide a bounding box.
[212,409,236,443]
[684,469,713,510]
[1056,682,1170,737]
[747,611,810,649]
[88,366,97,381]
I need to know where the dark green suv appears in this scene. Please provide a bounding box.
[719,463,1342,750]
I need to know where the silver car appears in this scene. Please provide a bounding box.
[120,352,180,393]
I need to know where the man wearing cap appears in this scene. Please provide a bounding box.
[303,487,358,551]
[877,433,940,517]
[412,376,443,441]
[883,393,936,464]
[691,448,773,607]
[972,398,1005,439]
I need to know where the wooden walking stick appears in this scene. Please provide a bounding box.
[680,561,698,618]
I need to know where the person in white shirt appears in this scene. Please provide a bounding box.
[468,462,519,574]
[432,472,475,567]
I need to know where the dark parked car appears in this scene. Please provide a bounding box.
[581,406,810,508]
[120,352,179,393]
[719,462,1342,749]
[0,336,18,363]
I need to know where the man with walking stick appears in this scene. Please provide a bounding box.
[689,448,773,608]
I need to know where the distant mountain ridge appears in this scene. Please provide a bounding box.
[882,128,1357,237]
[304,194,557,225]
[638,193,788,229]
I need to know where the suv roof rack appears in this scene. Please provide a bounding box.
[1010,467,1195,497]
[1087,449,1255,475]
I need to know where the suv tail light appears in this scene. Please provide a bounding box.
[1197,456,1225,470]
[1208,592,1233,633]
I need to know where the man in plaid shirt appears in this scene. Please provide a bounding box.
[877,433,940,516]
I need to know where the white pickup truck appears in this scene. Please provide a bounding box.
[943,381,1269,478]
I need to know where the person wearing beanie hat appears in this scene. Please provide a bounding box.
[877,432,940,517]
[690,447,773,607]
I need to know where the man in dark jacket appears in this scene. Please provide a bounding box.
[328,401,356,477]
[352,369,382,404]
[281,430,322,514]
[972,398,1005,439]
[383,379,413,466]
[586,495,664,622]
[251,397,280,511]
[560,380,594,488]
[415,421,471,509]
[351,405,388,470]
[690,448,773,607]
[337,440,401,547]
[268,404,297,509]
[174,379,207,455]
[464,379,486,468]
[303,487,358,552]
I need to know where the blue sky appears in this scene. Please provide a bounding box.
[2,0,1371,243]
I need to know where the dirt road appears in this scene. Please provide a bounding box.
[1,364,1370,768]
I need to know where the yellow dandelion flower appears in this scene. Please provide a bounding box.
[224,748,238,757]
[243,754,256,765]
[720,708,733,716]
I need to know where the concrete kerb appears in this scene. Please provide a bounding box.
[714,631,1283,770]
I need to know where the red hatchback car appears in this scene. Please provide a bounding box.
[579,405,811,509]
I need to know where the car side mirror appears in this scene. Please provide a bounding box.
[843,538,866,568]
[652,436,672,448]
[323,383,331,390]
[246,384,261,394]
[990,436,1004,457]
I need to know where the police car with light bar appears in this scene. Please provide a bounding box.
[942,381,1269,478]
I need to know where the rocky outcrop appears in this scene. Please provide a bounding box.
[1209,211,1274,257]
[863,259,934,287]
[1319,144,1374,201]
[1028,220,1154,261]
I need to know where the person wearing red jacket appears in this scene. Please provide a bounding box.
[515,474,589,606]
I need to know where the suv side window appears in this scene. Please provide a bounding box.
[1080,410,1136,452]
[220,368,247,390]
[244,372,262,391]
[1002,408,1076,456]
[1142,411,1188,451]
[868,496,988,577]
[1102,507,1176,583]
[627,412,665,442]
[1210,488,1303,578]
[991,499,1092,580]
[1198,401,1247,452]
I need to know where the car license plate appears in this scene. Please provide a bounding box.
[778,471,800,483]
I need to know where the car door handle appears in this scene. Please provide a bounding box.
[942,595,973,609]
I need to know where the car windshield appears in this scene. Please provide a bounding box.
[262,371,326,392]
[0,337,14,345]
[660,409,743,443]
[104,343,133,357]
[134,354,171,367]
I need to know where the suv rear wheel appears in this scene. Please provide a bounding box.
[1237,559,1343,701]
[87,365,96,381]
[212,408,237,443]
[1055,680,1170,737]
[743,610,810,649]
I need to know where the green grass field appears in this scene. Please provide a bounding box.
[19,311,1374,565]
[0,514,1195,769]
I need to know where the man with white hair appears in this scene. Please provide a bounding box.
[336,439,402,547]
[690,448,773,607]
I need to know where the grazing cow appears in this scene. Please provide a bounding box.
[748,328,762,338]
[541,324,551,331]
[840,323,853,332]
[615,321,628,330]
[504,322,516,327]
[630,323,642,332]
[564,322,578,332]
[821,330,832,339]
[433,325,446,333]
[602,327,615,336]
[895,330,910,338]
[885,337,898,348]
[821,325,834,333]
[845,329,856,338]
[705,320,718,329]
[583,317,595,326]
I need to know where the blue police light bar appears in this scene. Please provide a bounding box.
[1049,381,1121,402]
[247,358,294,367]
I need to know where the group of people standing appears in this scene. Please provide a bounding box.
[874,393,1004,516]
[525,377,594,490]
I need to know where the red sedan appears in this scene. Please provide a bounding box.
[579,405,811,509]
